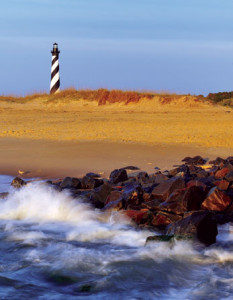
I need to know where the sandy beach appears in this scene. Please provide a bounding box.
[0,137,231,179]
[0,93,232,178]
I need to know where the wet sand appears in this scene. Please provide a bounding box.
[0,138,231,179]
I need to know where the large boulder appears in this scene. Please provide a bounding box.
[151,211,182,227]
[209,157,226,166]
[81,176,103,189]
[60,177,81,189]
[226,156,233,164]
[123,209,153,226]
[121,166,140,171]
[135,172,149,184]
[168,164,190,178]
[104,183,144,210]
[151,173,169,185]
[11,177,26,189]
[166,211,218,246]
[141,199,161,211]
[88,183,112,208]
[122,183,144,208]
[201,187,232,211]
[158,189,187,215]
[225,171,233,182]
[104,191,124,210]
[223,162,233,172]
[182,155,206,165]
[186,180,208,192]
[159,186,206,215]
[151,177,185,201]
[213,180,229,191]
[185,186,207,211]
[109,169,128,184]
[86,172,101,178]
[215,168,230,179]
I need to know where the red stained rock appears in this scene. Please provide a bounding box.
[151,177,185,201]
[159,189,187,215]
[201,187,232,211]
[124,209,151,225]
[142,193,151,202]
[159,186,206,214]
[186,180,207,192]
[214,180,230,191]
[215,168,230,179]
[152,212,181,227]
[105,191,122,205]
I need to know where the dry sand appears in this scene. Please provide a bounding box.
[0,95,232,179]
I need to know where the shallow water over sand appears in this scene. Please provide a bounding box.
[0,176,233,299]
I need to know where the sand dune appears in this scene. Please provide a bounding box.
[0,94,232,148]
[0,92,232,178]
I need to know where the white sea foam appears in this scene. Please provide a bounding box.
[1,180,233,299]
[7,230,47,243]
[0,182,152,247]
[2,181,233,268]
[0,182,95,223]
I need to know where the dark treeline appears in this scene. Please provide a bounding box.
[207,91,233,106]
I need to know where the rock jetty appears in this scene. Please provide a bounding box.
[11,155,233,246]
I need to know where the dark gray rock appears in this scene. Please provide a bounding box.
[141,199,161,211]
[166,211,218,246]
[86,172,101,178]
[109,169,128,184]
[89,182,112,208]
[182,155,206,166]
[225,171,233,182]
[60,177,81,189]
[121,166,140,171]
[104,190,124,210]
[135,172,149,184]
[81,176,103,189]
[209,157,226,165]
[0,192,8,199]
[11,177,26,189]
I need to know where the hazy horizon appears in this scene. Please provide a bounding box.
[1,0,233,96]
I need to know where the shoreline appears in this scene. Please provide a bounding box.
[0,137,232,179]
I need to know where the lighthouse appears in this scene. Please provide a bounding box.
[50,43,60,94]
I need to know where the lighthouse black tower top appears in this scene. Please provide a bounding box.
[50,43,60,94]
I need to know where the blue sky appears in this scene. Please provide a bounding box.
[1,0,233,95]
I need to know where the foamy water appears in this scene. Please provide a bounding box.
[0,176,233,299]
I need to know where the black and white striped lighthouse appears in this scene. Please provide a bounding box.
[50,43,60,94]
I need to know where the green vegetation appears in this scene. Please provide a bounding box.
[207,91,233,107]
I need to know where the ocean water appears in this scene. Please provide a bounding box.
[0,176,233,299]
